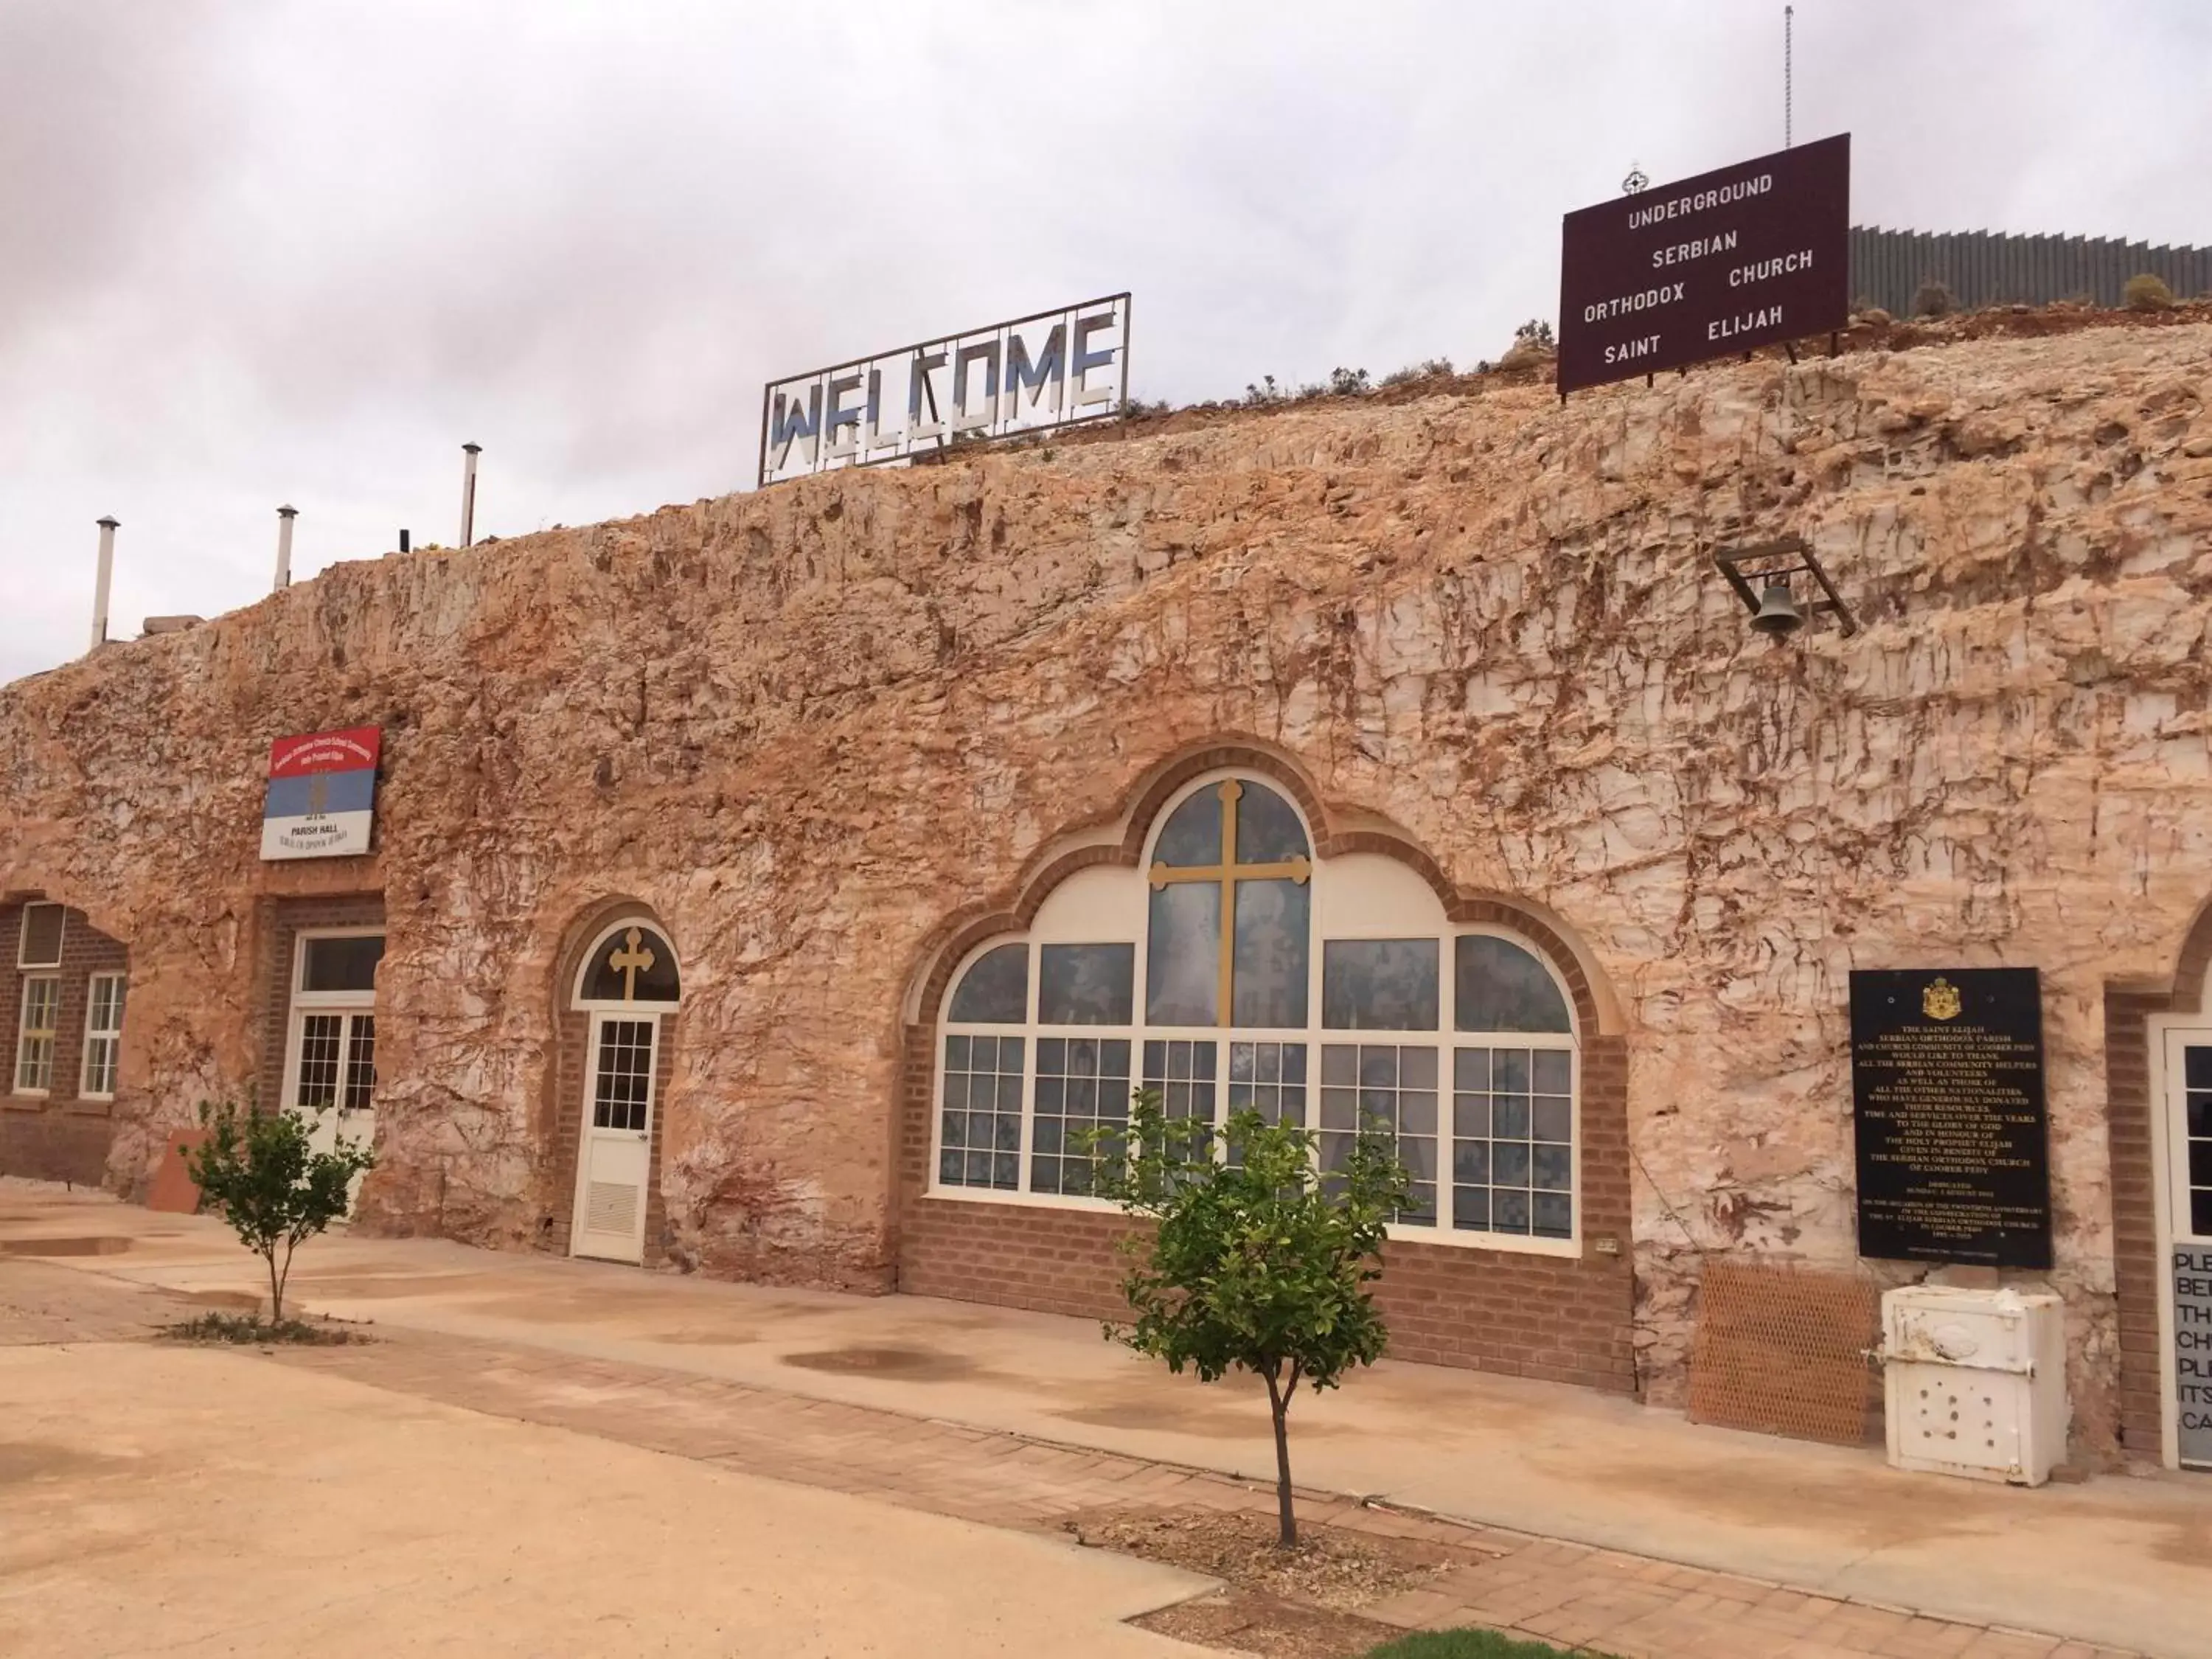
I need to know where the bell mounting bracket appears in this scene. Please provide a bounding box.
[1713,535,1860,637]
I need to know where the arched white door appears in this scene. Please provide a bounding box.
[569,922,679,1265]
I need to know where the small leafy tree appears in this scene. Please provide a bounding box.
[1085,1092,1410,1547]
[185,1099,374,1322]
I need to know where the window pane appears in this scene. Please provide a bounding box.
[1455,935,1571,1033]
[591,1020,655,1132]
[14,978,58,1091]
[1233,782,1308,863]
[1144,1039,1217,1155]
[1322,939,1439,1030]
[949,943,1028,1024]
[1147,883,1220,1026]
[343,1016,378,1112]
[1154,787,1223,868]
[2188,1046,2212,1090]
[582,927,678,1004]
[941,1033,1026,1192]
[1227,1041,1307,1127]
[1033,1032,1133,1194]
[1232,879,1310,1028]
[17,903,63,968]
[294,1013,343,1111]
[1038,944,1135,1026]
[1452,1043,1573,1244]
[83,1037,118,1097]
[1318,1041,1441,1226]
[1533,1095,1572,1143]
[88,975,126,1034]
[303,934,386,993]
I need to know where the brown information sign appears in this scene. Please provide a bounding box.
[1558,133,1850,394]
[1849,967,2051,1269]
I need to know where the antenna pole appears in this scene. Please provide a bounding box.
[1784,6,1794,148]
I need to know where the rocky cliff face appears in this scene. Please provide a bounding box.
[4,320,2208,1447]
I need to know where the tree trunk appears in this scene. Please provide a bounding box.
[265,1247,284,1324]
[1261,1367,1297,1548]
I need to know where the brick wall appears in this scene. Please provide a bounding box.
[894,1024,1635,1392]
[0,900,130,1184]
[2104,905,2212,1466]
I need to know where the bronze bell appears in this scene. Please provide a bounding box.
[1749,580,1804,637]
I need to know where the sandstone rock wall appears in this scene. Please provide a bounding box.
[3,321,2208,1450]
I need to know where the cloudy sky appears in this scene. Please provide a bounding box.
[4,1,2208,684]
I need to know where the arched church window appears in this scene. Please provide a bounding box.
[580,925,681,1005]
[930,772,1585,1256]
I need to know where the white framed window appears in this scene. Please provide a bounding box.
[80,973,126,1100]
[294,929,385,1003]
[284,929,384,1119]
[16,902,64,970]
[928,771,1583,1256]
[13,975,60,1095]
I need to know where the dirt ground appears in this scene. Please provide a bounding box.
[0,1341,1211,1659]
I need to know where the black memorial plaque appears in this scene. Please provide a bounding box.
[1559,133,1849,394]
[1850,967,2051,1268]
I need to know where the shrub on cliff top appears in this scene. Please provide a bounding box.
[1910,278,1955,319]
[2124,273,2175,311]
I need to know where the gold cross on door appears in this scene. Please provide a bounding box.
[608,928,656,1001]
[1148,780,1311,1026]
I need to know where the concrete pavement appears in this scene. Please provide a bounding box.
[4,1179,2208,1658]
[0,1340,1212,1658]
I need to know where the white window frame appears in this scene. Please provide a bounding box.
[79,971,126,1101]
[291,926,386,1008]
[16,902,64,970]
[926,770,1585,1257]
[282,928,383,1122]
[13,974,60,1096]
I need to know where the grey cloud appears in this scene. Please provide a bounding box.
[2,1,2208,685]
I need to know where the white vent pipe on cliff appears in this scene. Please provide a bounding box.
[89,516,118,652]
[459,442,481,547]
[274,504,297,591]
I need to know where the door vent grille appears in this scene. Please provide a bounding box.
[585,1180,639,1237]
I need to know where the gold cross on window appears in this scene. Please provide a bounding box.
[1148,780,1310,1026]
[608,928,655,1001]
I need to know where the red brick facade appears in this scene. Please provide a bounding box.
[0,900,130,1185]
[891,743,1639,1397]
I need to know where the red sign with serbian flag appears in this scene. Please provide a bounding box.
[261,727,380,860]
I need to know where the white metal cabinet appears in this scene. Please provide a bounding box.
[1881,1285,2067,1486]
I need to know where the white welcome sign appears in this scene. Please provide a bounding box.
[757,293,1130,484]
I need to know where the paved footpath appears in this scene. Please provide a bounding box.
[3,1256,2138,1659]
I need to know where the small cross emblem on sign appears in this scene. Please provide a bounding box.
[608,927,655,1002]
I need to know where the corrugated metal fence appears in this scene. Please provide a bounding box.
[1848,226,2212,315]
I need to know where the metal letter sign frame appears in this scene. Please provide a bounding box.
[757,293,1132,485]
[1558,134,1848,395]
